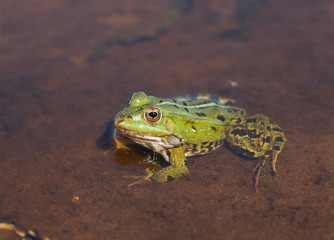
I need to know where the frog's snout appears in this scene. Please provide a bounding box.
[114,113,133,129]
[113,119,123,129]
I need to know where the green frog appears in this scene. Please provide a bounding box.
[113,92,286,191]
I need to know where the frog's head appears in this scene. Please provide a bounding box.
[114,92,184,152]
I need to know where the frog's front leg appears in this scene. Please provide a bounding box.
[151,146,189,183]
[226,114,286,191]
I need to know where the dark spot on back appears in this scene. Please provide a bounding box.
[182,102,188,106]
[246,118,257,123]
[263,136,271,143]
[201,141,209,145]
[272,127,282,132]
[192,144,198,152]
[235,118,242,124]
[166,175,176,183]
[275,137,285,142]
[248,130,261,138]
[196,112,207,117]
[211,126,217,131]
[273,146,281,151]
[207,142,214,152]
[184,108,189,112]
[231,129,247,136]
[266,126,271,131]
[192,126,197,131]
[232,146,255,158]
[217,115,226,122]
[173,104,179,109]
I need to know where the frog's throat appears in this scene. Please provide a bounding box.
[114,129,184,158]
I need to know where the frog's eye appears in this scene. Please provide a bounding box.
[144,107,162,124]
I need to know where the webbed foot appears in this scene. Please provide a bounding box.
[252,154,272,192]
[126,168,155,187]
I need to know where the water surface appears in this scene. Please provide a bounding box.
[1,0,334,239]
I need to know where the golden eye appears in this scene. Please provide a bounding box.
[144,107,162,124]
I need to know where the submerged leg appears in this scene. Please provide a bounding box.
[226,114,286,191]
[151,146,189,183]
[127,168,155,187]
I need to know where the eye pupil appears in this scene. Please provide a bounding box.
[148,112,158,118]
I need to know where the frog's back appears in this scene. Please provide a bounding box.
[158,94,246,157]
[173,94,236,106]
[161,94,246,124]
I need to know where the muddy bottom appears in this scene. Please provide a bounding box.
[0,0,334,239]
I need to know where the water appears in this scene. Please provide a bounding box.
[1,0,334,239]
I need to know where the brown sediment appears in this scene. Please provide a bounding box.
[86,0,193,62]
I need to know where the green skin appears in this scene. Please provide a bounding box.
[114,92,286,191]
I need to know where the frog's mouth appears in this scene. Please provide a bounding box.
[114,126,175,154]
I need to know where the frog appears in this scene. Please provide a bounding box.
[113,92,286,191]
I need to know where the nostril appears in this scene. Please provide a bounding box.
[126,115,133,121]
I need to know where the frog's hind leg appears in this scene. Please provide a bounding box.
[226,114,286,191]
